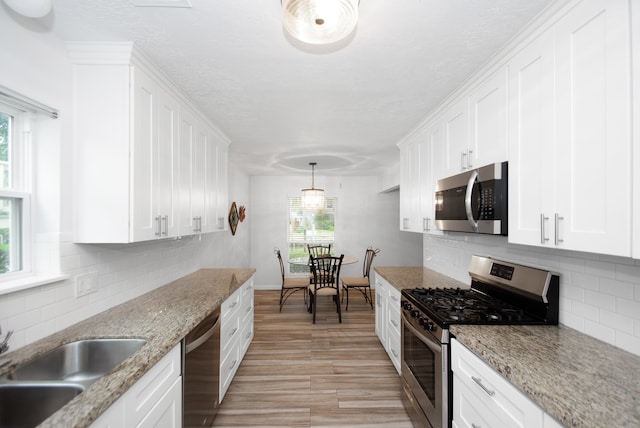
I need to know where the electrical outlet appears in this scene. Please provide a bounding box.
[75,272,99,298]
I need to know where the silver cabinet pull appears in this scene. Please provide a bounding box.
[390,319,399,327]
[461,151,467,170]
[472,424,482,428]
[403,218,409,230]
[467,149,473,168]
[162,215,168,236]
[155,216,162,237]
[471,376,495,397]
[391,348,399,358]
[540,214,549,244]
[555,213,564,245]
[229,327,238,338]
[423,217,430,232]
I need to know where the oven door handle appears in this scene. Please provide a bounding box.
[464,170,479,231]
[402,313,442,354]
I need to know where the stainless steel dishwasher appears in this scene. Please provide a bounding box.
[183,308,221,428]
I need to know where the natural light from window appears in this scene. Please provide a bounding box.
[287,196,335,274]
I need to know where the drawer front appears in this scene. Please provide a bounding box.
[387,304,401,335]
[220,342,240,400]
[386,326,401,374]
[452,339,543,428]
[221,287,242,318]
[220,312,240,357]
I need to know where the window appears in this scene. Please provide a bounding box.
[287,196,336,274]
[0,105,30,277]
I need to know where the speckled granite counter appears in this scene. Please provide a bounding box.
[374,266,467,290]
[0,268,255,428]
[451,324,640,428]
[374,266,640,428]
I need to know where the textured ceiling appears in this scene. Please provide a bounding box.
[29,0,553,175]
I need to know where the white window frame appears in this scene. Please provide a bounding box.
[0,103,32,281]
[287,195,336,274]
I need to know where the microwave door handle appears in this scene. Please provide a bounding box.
[464,170,479,231]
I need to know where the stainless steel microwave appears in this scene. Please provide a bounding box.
[434,161,508,235]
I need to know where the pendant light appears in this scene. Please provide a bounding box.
[281,0,359,45]
[301,162,325,210]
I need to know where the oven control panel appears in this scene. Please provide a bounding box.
[401,300,445,342]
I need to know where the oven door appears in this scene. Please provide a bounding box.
[401,311,448,428]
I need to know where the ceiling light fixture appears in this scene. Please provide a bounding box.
[301,162,325,210]
[281,0,359,45]
[3,0,51,17]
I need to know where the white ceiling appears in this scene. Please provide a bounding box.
[26,0,553,175]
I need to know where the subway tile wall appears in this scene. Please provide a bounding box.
[423,233,640,357]
[0,233,215,352]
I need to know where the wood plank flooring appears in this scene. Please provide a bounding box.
[214,290,413,427]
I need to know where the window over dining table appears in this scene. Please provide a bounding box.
[287,196,336,274]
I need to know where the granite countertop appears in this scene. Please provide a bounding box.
[451,324,640,428]
[374,266,467,290]
[0,268,256,428]
[374,266,640,428]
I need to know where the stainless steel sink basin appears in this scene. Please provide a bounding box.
[5,338,147,387]
[0,382,84,427]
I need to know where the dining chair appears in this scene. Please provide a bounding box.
[341,247,380,310]
[307,243,332,257]
[275,248,309,312]
[308,254,344,324]
[306,243,332,283]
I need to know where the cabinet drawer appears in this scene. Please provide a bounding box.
[221,288,241,317]
[220,312,240,356]
[239,315,254,358]
[124,344,181,427]
[387,305,401,334]
[452,339,542,428]
[387,326,401,374]
[220,342,240,400]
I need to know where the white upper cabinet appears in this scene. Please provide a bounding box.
[69,42,230,243]
[441,67,508,178]
[509,0,632,257]
[399,128,427,233]
[442,97,470,177]
[469,68,509,170]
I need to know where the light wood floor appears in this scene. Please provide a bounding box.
[214,289,413,427]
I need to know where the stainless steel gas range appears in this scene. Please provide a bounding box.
[400,255,559,428]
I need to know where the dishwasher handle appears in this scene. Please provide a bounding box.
[185,313,220,354]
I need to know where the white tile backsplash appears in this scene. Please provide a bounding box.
[424,234,640,357]
[0,230,245,352]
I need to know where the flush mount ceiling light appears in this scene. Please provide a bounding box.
[282,0,359,45]
[3,0,51,17]
[301,162,325,210]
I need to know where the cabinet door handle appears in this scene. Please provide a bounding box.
[155,216,162,237]
[555,213,564,245]
[467,149,473,168]
[391,348,399,358]
[461,151,467,170]
[472,424,482,428]
[229,327,238,338]
[423,217,430,232]
[162,216,168,236]
[390,319,399,327]
[540,214,549,244]
[403,218,409,230]
[471,376,495,396]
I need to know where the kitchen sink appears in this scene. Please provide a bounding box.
[4,338,147,387]
[0,382,84,427]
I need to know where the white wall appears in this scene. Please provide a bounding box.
[423,233,640,357]
[250,176,423,289]
[0,9,251,351]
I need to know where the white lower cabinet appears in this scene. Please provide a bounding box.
[219,277,254,401]
[452,339,561,428]
[374,273,401,374]
[90,344,182,428]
